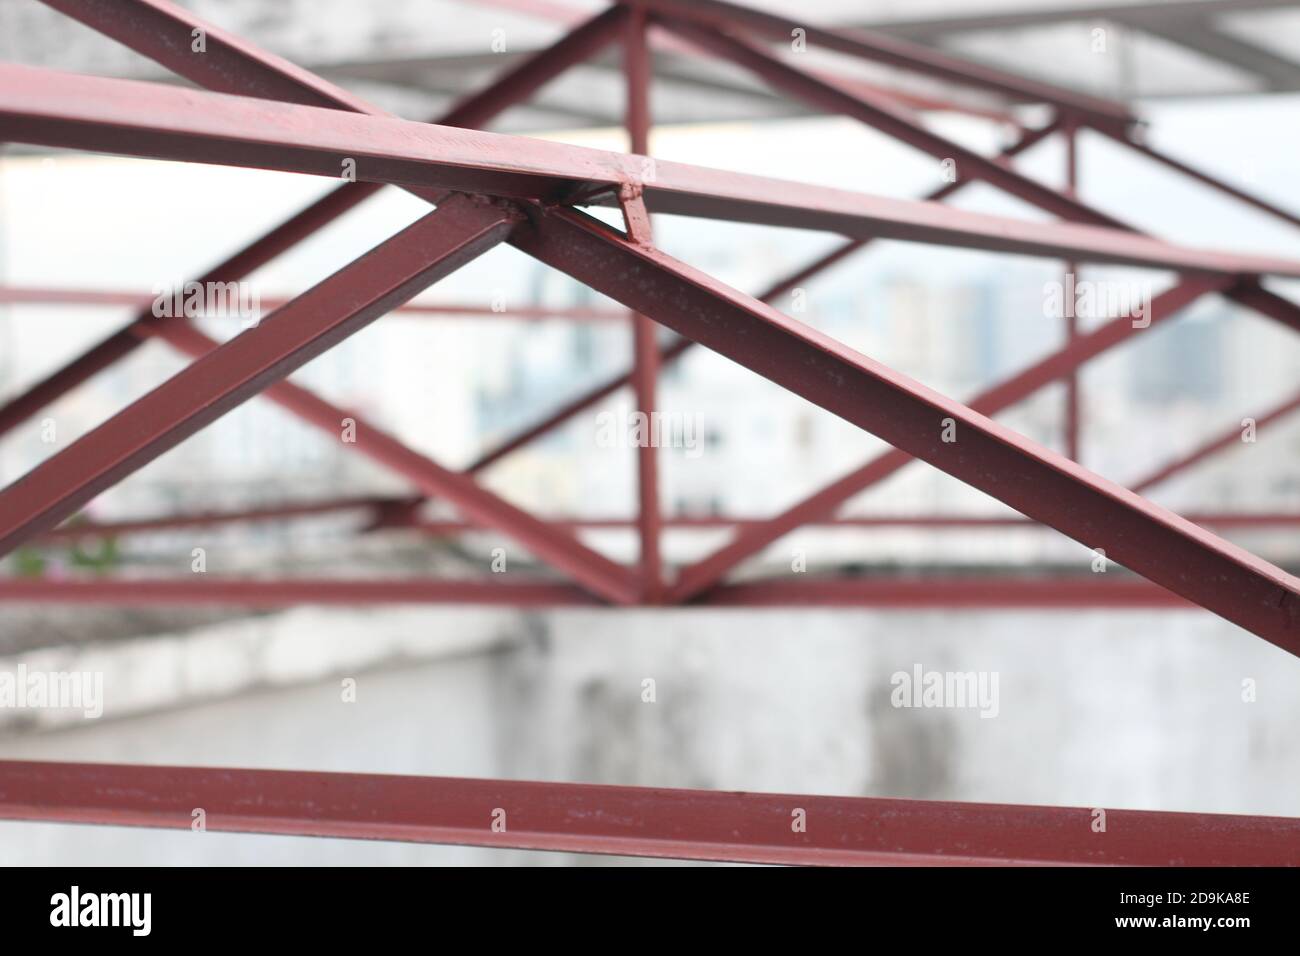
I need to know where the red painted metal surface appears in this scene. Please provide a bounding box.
[8,65,1299,276]
[0,285,622,321]
[31,506,1300,544]
[0,576,1196,609]
[625,9,664,601]
[2,759,1295,865]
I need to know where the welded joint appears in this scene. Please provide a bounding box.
[618,183,653,244]
[461,191,528,226]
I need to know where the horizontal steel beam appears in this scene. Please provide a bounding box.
[37,496,391,542]
[0,578,601,607]
[4,64,1298,276]
[514,208,1300,649]
[2,759,1296,864]
[410,512,1300,533]
[628,0,1136,125]
[38,506,1300,542]
[0,575,1200,609]
[0,286,623,321]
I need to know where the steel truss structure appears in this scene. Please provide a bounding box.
[0,0,1298,865]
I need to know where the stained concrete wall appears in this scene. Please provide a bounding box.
[1,604,1297,865]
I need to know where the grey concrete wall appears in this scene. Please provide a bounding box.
[1,605,1297,865]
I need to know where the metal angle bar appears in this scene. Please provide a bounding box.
[0,575,1201,610]
[656,19,1121,229]
[1223,280,1300,336]
[700,577,1197,609]
[513,208,1300,649]
[2,759,1296,865]
[624,7,663,601]
[1116,14,1300,95]
[1063,122,1082,462]
[1096,125,1300,232]
[36,495,393,542]
[668,278,1224,601]
[6,65,1298,277]
[625,0,1135,126]
[38,0,377,110]
[0,286,624,321]
[0,200,512,557]
[35,508,1300,543]
[0,579,599,607]
[1130,387,1300,495]
[0,2,629,441]
[404,512,1300,533]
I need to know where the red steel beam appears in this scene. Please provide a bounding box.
[2,759,1296,865]
[1224,279,1300,336]
[32,506,1300,544]
[1130,387,1300,495]
[7,65,1298,277]
[0,575,1201,609]
[37,495,391,542]
[0,578,600,607]
[668,278,1225,601]
[1063,122,1082,462]
[513,207,1300,648]
[624,7,663,601]
[0,3,629,441]
[627,0,1136,127]
[38,0,378,111]
[700,577,1197,610]
[403,512,1300,534]
[0,286,623,321]
[1100,125,1300,233]
[658,19,1122,230]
